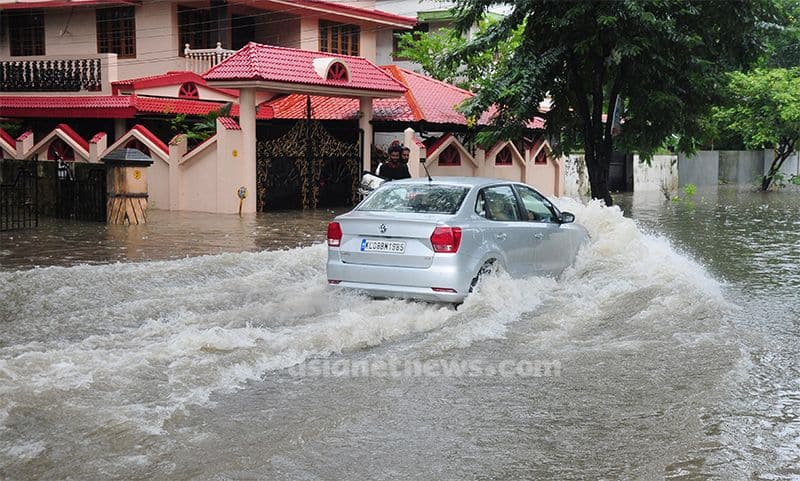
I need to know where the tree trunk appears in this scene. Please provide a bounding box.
[762,141,795,191]
[583,137,614,206]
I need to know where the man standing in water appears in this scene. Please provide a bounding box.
[376,144,411,180]
[401,146,411,165]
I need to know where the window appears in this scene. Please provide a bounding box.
[359,184,468,214]
[96,6,136,58]
[179,6,215,53]
[319,20,360,56]
[495,146,513,165]
[515,185,557,222]
[9,10,45,56]
[477,185,521,221]
[438,145,461,166]
[534,148,548,165]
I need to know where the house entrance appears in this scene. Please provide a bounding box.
[256,120,362,211]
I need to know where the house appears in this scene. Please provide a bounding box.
[0,0,560,216]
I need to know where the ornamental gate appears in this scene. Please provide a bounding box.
[54,167,107,222]
[0,169,38,231]
[256,121,362,211]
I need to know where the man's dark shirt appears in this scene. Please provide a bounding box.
[378,161,411,180]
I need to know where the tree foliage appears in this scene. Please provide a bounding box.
[170,102,233,145]
[395,17,522,91]
[448,0,771,204]
[713,68,800,190]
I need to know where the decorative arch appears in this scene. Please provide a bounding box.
[48,138,75,161]
[178,82,200,99]
[438,144,461,166]
[125,138,151,157]
[495,146,513,165]
[313,57,351,83]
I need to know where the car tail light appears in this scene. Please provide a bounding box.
[430,226,462,253]
[327,222,342,247]
[431,287,457,293]
[328,280,341,285]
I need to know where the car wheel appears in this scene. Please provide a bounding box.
[469,259,497,293]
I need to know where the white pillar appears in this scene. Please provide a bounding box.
[359,97,373,172]
[239,88,258,214]
[404,127,420,178]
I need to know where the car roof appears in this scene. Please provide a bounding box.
[387,176,521,189]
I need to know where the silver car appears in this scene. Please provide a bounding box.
[326,177,588,303]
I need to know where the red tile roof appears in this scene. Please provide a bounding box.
[56,123,89,151]
[217,117,241,130]
[204,43,406,95]
[0,127,15,147]
[0,1,139,9]
[1,95,137,118]
[112,71,239,97]
[132,97,228,116]
[248,0,415,27]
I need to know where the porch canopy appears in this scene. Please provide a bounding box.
[203,42,406,99]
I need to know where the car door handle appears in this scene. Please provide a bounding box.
[495,233,507,241]
[533,233,544,240]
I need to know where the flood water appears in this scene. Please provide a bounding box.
[1,188,798,480]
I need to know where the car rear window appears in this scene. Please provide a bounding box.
[358,184,469,214]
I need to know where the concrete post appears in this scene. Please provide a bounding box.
[103,148,153,225]
[238,88,258,213]
[359,97,374,172]
[168,134,187,210]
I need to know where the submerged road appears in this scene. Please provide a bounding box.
[1,188,798,480]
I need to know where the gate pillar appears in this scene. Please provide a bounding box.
[103,148,152,225]
[359,97,373,172]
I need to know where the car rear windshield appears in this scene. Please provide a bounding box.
[358,184,469,214]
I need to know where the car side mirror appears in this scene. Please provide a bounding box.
[560,211,575,224]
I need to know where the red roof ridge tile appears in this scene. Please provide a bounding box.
[130,125,168,155]
[55,123,90,152]
[17,131,33,141]
[381,65,423,122]
[90,132,107,143]
[0,127,15,147]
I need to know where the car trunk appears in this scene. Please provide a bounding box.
[336,213,447,268]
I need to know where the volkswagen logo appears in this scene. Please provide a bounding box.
[378,223,387,234]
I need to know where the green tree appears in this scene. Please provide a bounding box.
[395,17,521,91]
[713,68,800,190]
[450,0,770,205]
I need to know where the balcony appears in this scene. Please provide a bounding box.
[184,43,237,74]
[0,54,118,95]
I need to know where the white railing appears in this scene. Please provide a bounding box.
[184,43,236,74]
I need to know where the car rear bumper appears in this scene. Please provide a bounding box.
[326,250,475,303]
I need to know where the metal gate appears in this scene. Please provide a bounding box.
[256,120,362,211]
[0,169,38,231]
[55,168,107,222]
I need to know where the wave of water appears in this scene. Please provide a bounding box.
[0,200,732,472]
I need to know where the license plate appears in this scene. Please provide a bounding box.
[360,239,406,254]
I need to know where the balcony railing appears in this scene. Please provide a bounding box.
[184,43,237,74]
[0,54,118,94]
